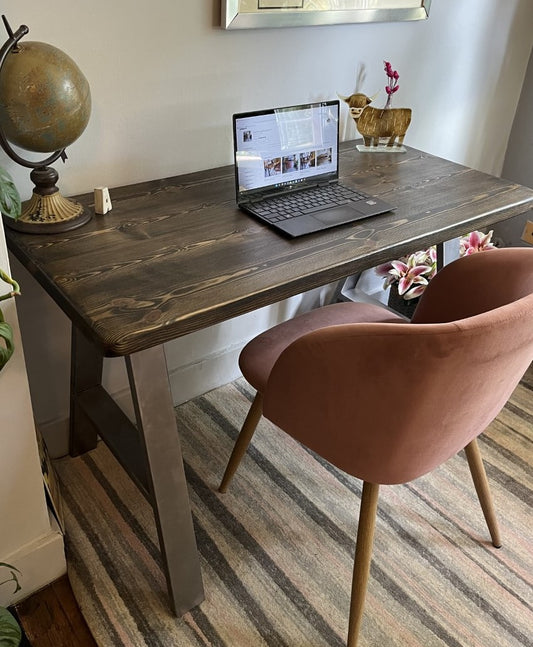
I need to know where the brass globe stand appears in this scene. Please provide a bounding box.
[0,15,91,233]
[6,164,88,234]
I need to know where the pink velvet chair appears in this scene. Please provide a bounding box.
[219,247,533,646]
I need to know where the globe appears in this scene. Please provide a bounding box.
[0,27,92,233]
[0,41,91,153]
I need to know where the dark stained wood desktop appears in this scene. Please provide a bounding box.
[6,141,533,618]
[6,141,533,358]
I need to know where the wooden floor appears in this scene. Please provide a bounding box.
[14,576,97,647]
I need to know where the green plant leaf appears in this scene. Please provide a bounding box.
[0,320,15,371]
[0,269,20,302]
[0,606,21,647]
[0,167,21,220]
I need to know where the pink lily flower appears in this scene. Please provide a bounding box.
[459,230,495,256]
[390,258,431,297]
[375,247,437,300]
[375,260,395,279]
[403,281,428,300]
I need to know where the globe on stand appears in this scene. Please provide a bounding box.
[0,16,91,233]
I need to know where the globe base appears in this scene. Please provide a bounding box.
[3,190,91,233]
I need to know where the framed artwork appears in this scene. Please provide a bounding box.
[221,1,432,30]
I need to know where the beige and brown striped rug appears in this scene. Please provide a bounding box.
[54,368,533,647]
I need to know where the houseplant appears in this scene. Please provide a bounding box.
[0,173,25,647]
[0,166,21,220]
[0,165,21,371]
[0,562,22,647]
[0,268,20,372]
[376,231,496,317]
[376,246,437,317]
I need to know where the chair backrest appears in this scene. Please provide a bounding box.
[263,249,533,485]
[412,247,533,323]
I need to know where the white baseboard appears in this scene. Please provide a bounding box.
[168,345,243,405]
[111,344,243,422]
[0,512,66,606]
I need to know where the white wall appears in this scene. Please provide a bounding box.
[502,46,533,188]
[493,46,533,247]
[0,222,65,606]
[3,0,533,456]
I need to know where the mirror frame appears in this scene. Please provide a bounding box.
[221,1,431,30]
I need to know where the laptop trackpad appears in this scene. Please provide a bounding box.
[312,205,367,225]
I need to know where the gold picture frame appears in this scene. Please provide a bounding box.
[221,1,431,30]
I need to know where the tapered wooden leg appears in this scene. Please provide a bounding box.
[347,481,380,647]
[464,439,502,548]
[219,392,263,493]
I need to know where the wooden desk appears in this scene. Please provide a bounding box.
[6,142,533,616]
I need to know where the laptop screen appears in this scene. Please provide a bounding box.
[233,100,340,202]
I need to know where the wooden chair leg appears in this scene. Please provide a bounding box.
[464,438,502,548]
[219,392,263,493]
[347,481,380,647]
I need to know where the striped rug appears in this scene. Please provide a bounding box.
[54,368,533,647]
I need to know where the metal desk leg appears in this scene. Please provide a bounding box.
[70,326,104,456]
[126,346,205,616]
[436,238,461,271]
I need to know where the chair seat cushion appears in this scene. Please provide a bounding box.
[240,301,406,392]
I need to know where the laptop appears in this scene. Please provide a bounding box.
[232,100,394,237]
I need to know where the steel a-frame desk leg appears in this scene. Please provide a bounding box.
[69,327,205,615]
[70,328,103,456]
[125,346,204,615]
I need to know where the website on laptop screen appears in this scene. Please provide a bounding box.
[234,101,339,199]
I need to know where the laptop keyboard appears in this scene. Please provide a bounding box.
[250,184,369,223]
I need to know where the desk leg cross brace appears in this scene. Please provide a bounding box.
[69,327,205,616]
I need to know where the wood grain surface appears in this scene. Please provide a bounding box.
[15,575,97,647]
[6,142,533,356]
